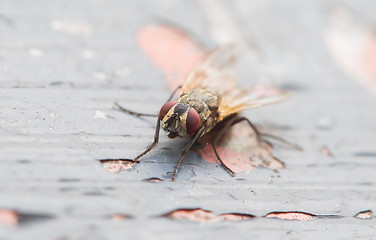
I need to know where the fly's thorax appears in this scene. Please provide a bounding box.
[178,88,219,132]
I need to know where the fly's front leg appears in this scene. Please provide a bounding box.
[99,114,161,163]
[171,126,206,181]
[114,85,182,118]
[114,102,157,117]
[132,114,161,162]
[122,85,182,162]
[101,85,182,163]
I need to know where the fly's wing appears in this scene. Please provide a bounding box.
[182,46,288,120]
[181,45,238,94]
[217,84,289,121]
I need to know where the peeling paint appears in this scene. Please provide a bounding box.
[109,214,133,221]
[137,24,204,91]
[264,211,344,221]
[143,177,164,182]
[0,209,18,227]
[99,159,134,173]
[321,145,333,157]
[162,208,254,223]
[264,211,316,221]
[354,210,373,219]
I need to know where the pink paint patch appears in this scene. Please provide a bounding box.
[325,8,376,94]
[143,177,164,182]
[163,208,254,223]
[219,213,255,221]
[196,121,284,173]
[366,36,376,91]
[354,210,373,219]
[265,211,315,221]
[0,209,18,227]
[110,214,132,221]
[137,24,205,91]
[321,145,333,157]
[99,159,134,173]
[164,209,218,223]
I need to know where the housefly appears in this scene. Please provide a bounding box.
[107,46,300,180]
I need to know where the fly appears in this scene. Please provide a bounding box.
[104,46,301,181]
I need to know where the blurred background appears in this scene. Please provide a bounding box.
[0,1,375,239]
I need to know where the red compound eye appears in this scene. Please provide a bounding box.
[186,108,201,134]
[159,101,177,120]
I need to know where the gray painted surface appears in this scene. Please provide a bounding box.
[0,0,375,239]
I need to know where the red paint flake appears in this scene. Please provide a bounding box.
[366,36,376,91]
[0,209,18,227]
[163,208,218,223]
[110,214,132,221]
[163,208,253,223]
[321,145,333,157]
[354,210,373,219]
[137,24,205,91]
[99,159,134,173]
[219,213,255,221]
[264,211,316,221]
[143,177,164,182]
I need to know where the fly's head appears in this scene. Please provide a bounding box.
[159,101,201,138]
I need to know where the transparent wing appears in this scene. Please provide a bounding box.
[217,84,289,121]
[181,45,238,94]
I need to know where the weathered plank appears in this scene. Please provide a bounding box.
[0,1,375,239]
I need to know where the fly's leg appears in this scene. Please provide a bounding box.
[232,117,261,141]
[212,144,236,176]
[125,85,182,162]
[211,116,241,177]
[260,132,303,151]
[99,113,161,163]
[171,126,206,181]
[114,85,182,118]
[132,115,161,162]
[100,85,182,163]
[114,102,157,117]
[234,117,303,151]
